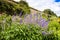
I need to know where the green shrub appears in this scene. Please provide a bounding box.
[48,21,60,31]
[42,33,57,40]
[48,21,60,40]
[0,15,42,40]
[0,14,12,32]
[0,23,42,40]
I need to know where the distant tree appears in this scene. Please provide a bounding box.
[18,0,30,16]
[0,0,30,16]
[0,0,5,13]
[0,0,17,15]
[43,9,57,17]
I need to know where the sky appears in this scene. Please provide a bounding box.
[14,0,60,16]
[55,0,60,2]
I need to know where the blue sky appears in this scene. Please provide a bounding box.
[55,0,60,2]
[14,0,60,16]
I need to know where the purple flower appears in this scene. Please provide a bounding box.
[37,17,49,27]
[22,13,49,28]
[34,13,38,16]
[41,21,48,27]
[42,31,46,35]
[20,19,23,24]
[19,11,22,17]
[34,17,38,23]
[29,14,32,18]
[24,14,28,18]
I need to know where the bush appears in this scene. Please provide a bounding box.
[48,21,60,31]
[48,21,60,40]
[0,15,42,40]
[0,0,15,15]
[0,20,58,40]
[0,23,43,40]
[0,0,30,16]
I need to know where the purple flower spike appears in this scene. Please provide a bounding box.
[20,19,23,24]
[22,13,49,28]
[41,21,48,27]
[24,14,28,19]
[19,11,22,17]
[42,31,46,35]
[29,14,32,18]
[34,13,37,16]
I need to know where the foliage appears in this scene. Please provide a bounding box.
[18,0,30,16]
[43,9,57,17]
[48,21,60,31]
[0,13,60,40]
[0,0,30,16]
[0,22,42,40]
[0,0,15,15]
[58,16,60,18]
[0,14,42,40]
[48,21,60,40]
[57,17,60,23]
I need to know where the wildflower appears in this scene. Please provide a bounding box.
[24,14,28,18]
[41,21,48,27]
[19,11,23,17]
[42,31,46,35]
[20,19,23,24]
[23,13,49,27]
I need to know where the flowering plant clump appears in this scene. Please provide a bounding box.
[20,13,49,28]
[0,13,60,40]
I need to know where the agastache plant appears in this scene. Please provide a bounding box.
[42,31,47,35]
[20,13,49,28]
[19,13,50,35]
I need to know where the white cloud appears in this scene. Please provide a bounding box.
[26,0,60,16]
